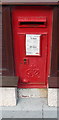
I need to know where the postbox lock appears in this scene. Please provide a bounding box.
[24,59,26,61]
[23,58,29,64]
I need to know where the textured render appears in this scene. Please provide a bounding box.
[48,88,59,107]
[18,88,48,98]
[0,87,17,106]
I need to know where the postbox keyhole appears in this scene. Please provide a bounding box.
[23,58,29,64]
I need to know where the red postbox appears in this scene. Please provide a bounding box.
[12,6,53,88]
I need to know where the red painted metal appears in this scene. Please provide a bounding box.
[18,17,47,28]
[12,6,53,88]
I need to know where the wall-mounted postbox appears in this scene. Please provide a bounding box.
[12,6,53,88]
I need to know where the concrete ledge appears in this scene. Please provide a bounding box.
[0,98,58,118]
[43,104,57,118]
[48,88,59,107]
[18,88,48,98]
[0,87,17,106]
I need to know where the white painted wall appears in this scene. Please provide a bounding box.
[48,89,59,107]
[0,87,17,106]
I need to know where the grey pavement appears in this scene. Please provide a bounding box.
[0,98,58,119]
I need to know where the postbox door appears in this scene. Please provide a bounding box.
[16,33,47,88]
